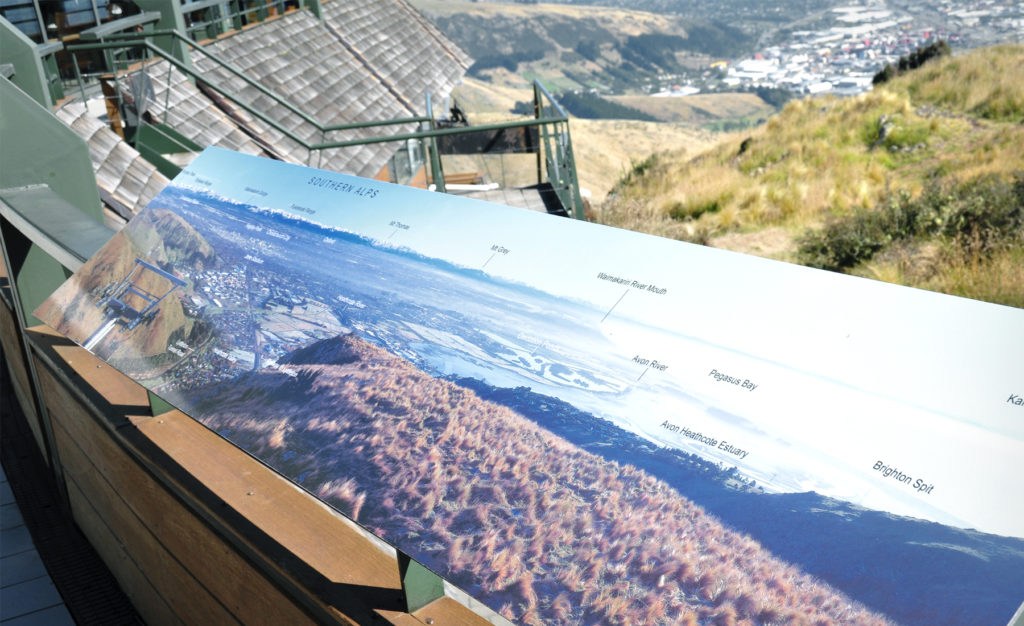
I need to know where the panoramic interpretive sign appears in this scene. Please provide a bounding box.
[37,147,1024,625]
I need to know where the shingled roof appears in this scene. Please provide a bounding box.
[320,0,472,111]
[86,1,471,192]
[139,60,269,158]
[55,100,170,220]
[195,10,417,178]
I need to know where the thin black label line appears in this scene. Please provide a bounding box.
[601,288,629,324]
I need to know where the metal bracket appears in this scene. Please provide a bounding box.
[397,550,444,614]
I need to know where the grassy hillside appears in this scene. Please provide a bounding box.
[417,1,777,204]
[596,44,1024,307]
[570,117,717,204]
[410,0,750,93]
[517,0,843,35]
[610,92,776,126]
[192,333,890,625]
[436,103,718,204]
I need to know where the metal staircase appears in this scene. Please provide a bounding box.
[2,0,584,220]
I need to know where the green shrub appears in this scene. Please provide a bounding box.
[937,173,1024,254]
[556,91,658,121]
[668,198,723,221]
[799,172,1024,272]
[614,154,659,189]
[882,120,931,150]
[575,39,601,62]
[874,40,951,84]
[798,209,893,271]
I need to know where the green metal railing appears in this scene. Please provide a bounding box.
[533,81,584,220]
[37,42,66,104]
[0,18,65,107]
[67,33,427,167]
[61,26,583,217]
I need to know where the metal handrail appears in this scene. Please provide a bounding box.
[92,29,433,133]
[63,41,575,151]
[178,0,231,15]
[79,12,162,40]
[63,33,582,217]
[67,40,313,151]
[532,81,582,219]
[534,80,569,120]
[177,0,286,39]
[312,118,569,150]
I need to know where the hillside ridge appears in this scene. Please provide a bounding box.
[596,43,1024,307]
[188,332,889,624]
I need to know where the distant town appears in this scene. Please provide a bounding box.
[652,0,1023,97]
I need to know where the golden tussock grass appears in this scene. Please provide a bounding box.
[895,44,1024,123]
[192,334,893,625]
[597,43,1024,306]
[860,244,1024,308]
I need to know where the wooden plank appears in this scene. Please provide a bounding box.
[0,299,46,459]
[63,461,185,626]
[378,597,492,626]
[415,596,490,624]
[37,363,318,626]
[139,410,403,623]
[53,410,240,625]
[32,326,151,415]
[141,410,403,589]
[29,327,488,625]
[0,252,9,306]
[0,295,33,401]
[5,363,42,455]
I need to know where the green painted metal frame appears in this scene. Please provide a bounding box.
[534,81,585,220]
[63,21,582,215]
[424,91,445,192]
[0,183,117,512]
[53,13,582,218]
[0,64,453,617]
[1,72,174,471]
[65,40,584,216]
[1,204,69,506]
[0,77,102,228]
[78,12,162,83]
[0,185,113,275]
[178,0,288,40]
[103,29,432,132]
[80,12,163,40]
[67,32,433,166]
[0,18,62,107]
[132,123,202,178]
[0,186,449,619]
[397,551,445,614]
[132,0,193,67]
